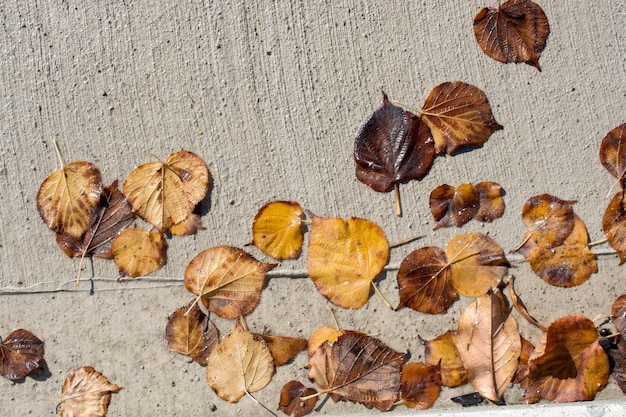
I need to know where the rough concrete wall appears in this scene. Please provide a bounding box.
[0,1,624,416]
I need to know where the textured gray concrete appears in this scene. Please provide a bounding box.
[1,1,625,416]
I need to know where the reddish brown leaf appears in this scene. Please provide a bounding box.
[513,337,536,384]
[611,293,626,335]
[58,366,122,417]
[254,333,307,366]
[521,194,576,249]
[603,191,626,264]
[420,82,503,155]
[56,181,136,259]
[509,276,547,331]
[278,380,318,417]
[599,122,626,185]
[354,92,435,193]
[0,329,45,381]
[422,331,467,388]
[399,362,441,410]
[165,301,219,365]
[475,181,505,222]
[609,294,626,393]
[307,330,407,411]
[430,183,479,230]
[473,0,550,71]
[396,247,459,314]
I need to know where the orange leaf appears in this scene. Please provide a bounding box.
[399,362,441,410]
[422,331,467,388]
[599,123,626,185]
[111,228,167,278]
[521,194,576,249]
[58,366,122,417]
[420,81,503,155]
[603,191,626,264]
[0,329,45,382]
[37,161,103,239]
[396,247,458,314]
[169,213,204,236]
[250,200,304,260]
[278,380,317,417]
[475,181,505,222]
[430,183,479,229]
[206,320,274,402]
[165,301,219,365]
[306,216,389,309]
[473,0,550,71]
[184,246,276,319]
[455,290,521,402]
[123,150,210,232]
[308,326,345,357]
[254,333,307,366]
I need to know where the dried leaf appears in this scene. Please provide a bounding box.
[165,301,219,365]
[599,123,626,187]
[111,228,167,278]
[37,161,103,239]
[521,194,576,249]
[473,0,550,71]
[278,380,318,417]
[255,333,307,366]
[206,320,274,402]
[56,181,135,259]
[509,276,547,331]
[422,331,468,388]
[354,92,435,193]
[475,181,505,222]
[184,246,276,319]
[420,81,503,155]
[123,150,210,232]
[250,200,304,260]
[396,247,459,314]
[446,232,509,297]
[58,366,122,417]
[306,215,389,309]
[308,326,345,357]
[430,183,479,229]
[169,213,204,236]
[0,329,45,382]
[521,315,610,403]
[307,330,407,411]
[399,362,441,410]
[513,337,536,384]
[603,191,626,264]
[609,294,626,393]
[611,293,626,335]
[455,290,521,402]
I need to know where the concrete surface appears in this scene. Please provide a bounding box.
[0,1,625,415]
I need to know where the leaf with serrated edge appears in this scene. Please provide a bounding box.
[58,366,122,417]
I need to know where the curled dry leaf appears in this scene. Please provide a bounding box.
[206,320,274,402]
[399,362,442,410]
[306,215,389,309]
[278,380,318,417]
[396,246,459,314]
[430,183,479,230]
[599,123,626,187]
[354,92,435,193]
[254,333,307,366]
[250,200,304,260]
[0,329,45,382]
[58,366,122,417]
[473,0,550,71]
[123,150,210,232]
[111,228,167,278]
[422,331,468,388]
[454,290,521,402]
[513,337,536,384]
[475,181,505,222]
[165,301,219,365]
[307,330,407,411]
[184,246,276,319]
[37,161,103,239]
[603,191,626,264]
[521,315,610,403]
[420,81,503,155]
[520,194,576,249]
[56,181,135,259]
[508,276,547,331]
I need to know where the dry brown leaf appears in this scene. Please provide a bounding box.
[306,215,389,309]
[123,150,209,232]
[184,246,276,319]
[521,194,576,249]
[255,333,307,366]
[603,191,626,264]
[430,183,479,229]
[473,0,550,71]
[399,362,441,410]
[37,161,103,239]
[454,290,521,402]
[165,300,219,365]
[250,200,304,260]
[475,181,505,222]
[599,123,626,187]
[58,366,122,417]
[508,276,547,331]
[206,320,274,402]
[513,337,536,384]
[307,330,407,411]
[111,228,167,278]
[422,331,468,388]
[609,294,626,393]
[169,213,204,236]
[420,81,503,155]
[278,380,318,417]
[0,329,45,382]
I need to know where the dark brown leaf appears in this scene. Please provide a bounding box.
[430,183,479,229]
[603,191,626,264]
[278,380,317,417]
[598,122,626,185]
[475,181,505,222]
[0,329,45,381]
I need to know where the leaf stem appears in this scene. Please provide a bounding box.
[300,388,330,402]
[327,306,340,330]
[588,237,608,247]
[371,281,393,310]
[52,138,65,169]
[394,183,402,217]
[389,234,424,249]
[245,390,277,417]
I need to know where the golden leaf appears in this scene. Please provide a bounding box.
[251,200,304,260]
[111,228,167,278]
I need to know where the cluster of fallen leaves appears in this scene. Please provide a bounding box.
[430,181,505,229]
[36,143,210,280]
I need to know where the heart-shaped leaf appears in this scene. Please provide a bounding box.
[58,366,122,417]
[111,228,167,278]
[250,200,304,260]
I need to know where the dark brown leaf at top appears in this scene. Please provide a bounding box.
[521,194,576,249]
[599,124,626,187]
[475,181,505,222]
[430,183,479,229]
[603,191,626,264]
[354,92,435,193]
[473,0,550,71]
[0,329,45,382]
[278,380,318,417]
[56,181,136,259]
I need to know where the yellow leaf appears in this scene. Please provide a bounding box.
[123,150,209,232]
[111,228,167,277]
[251,201,304,260]
[306,216,389,309]
[37,161,102,239]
